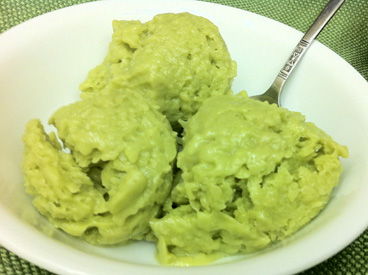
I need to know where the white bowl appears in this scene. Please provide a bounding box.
[1,0,368,274]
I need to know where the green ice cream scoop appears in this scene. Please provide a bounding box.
[150,92,348,266]
[79,12,237,129]
[22,90,177,245]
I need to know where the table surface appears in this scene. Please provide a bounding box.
[0,0,367,274]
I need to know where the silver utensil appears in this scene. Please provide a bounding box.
[251,0,345,106]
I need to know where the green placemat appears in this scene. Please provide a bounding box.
[0,0,367,274]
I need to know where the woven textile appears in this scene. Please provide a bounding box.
[0,0,367,274]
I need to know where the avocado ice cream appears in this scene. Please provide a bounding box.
[21,12,348,267]
[22,91,177,244]
[79,12,237,129]
[150,92,348,266]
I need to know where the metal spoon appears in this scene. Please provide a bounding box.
[251,0,345,106]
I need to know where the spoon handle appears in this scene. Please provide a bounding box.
[277,0,345,82]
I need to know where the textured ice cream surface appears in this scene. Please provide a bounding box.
[150,92,348,266]
[22,90,177,245]
[79,12,237,129]
[21,12,349,267]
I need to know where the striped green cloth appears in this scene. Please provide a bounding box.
[0,0,367,274]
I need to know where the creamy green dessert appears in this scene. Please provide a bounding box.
[22,91,177,244]
[21,12,348,267]
[150,92,348,266]
[79,12,237,129]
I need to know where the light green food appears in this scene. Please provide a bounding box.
[150,92,348,266]
[22,12,348,267]
[22,91,177,244]
[79,12,237,129]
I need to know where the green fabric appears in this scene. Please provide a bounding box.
[0,0,367,274]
